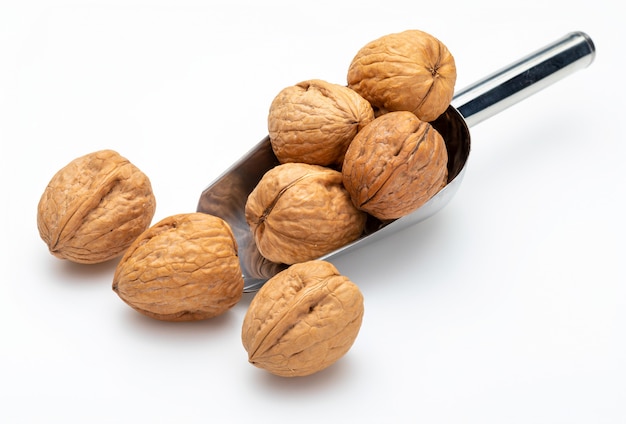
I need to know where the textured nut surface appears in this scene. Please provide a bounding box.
[268,79,375,167]
[37,149,156,264]
[245,163,366,265]
[342,111,448,220]
[241,260,364,377]
[112,213,244,322]
[347,29,456,122]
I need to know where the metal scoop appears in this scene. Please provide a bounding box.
[197,31,596,292]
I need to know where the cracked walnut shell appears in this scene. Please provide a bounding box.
[268,79,375,167]
[347,29,456,122]
[245,163,367,265]
[37,149,156,264]
[112,213,244,321]
[342,111,448,220]
[241,260,364,377]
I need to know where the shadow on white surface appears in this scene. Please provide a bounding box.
[45,256,121,284]
[116,304,240,337]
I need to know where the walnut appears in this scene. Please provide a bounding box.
[37,149,156,264]
[245,163,367,265]
[268,79,375,168]
[112,213,244,322]
[342,111,448,220]
[241,260,364,377]
[347,29,456,122]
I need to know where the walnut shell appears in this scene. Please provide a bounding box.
[112,213,244,322]
[37,149,156,264]
[342,111,448,220]
[347,29,456,122]
[241,260,364,377]
[245,163,366,265]
[268,79,375,167]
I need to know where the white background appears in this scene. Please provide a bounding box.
[1,1,624,423]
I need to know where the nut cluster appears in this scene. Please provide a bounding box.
[36,28,456,379]
[252,28,455,263]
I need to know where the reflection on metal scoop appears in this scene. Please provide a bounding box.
[198,31,596,292]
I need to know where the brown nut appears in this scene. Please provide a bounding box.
[347,29,456,122]
[241,260,364,377]
[342,111,448,220]
[268,79,375,167]
[112,213,244,322]
[245,163,367,265]
[37,149,156,264]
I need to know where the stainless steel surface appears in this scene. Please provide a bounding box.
[452,31,595,127]
[197,31,595,292]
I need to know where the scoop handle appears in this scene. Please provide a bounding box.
[451,31,596,128]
